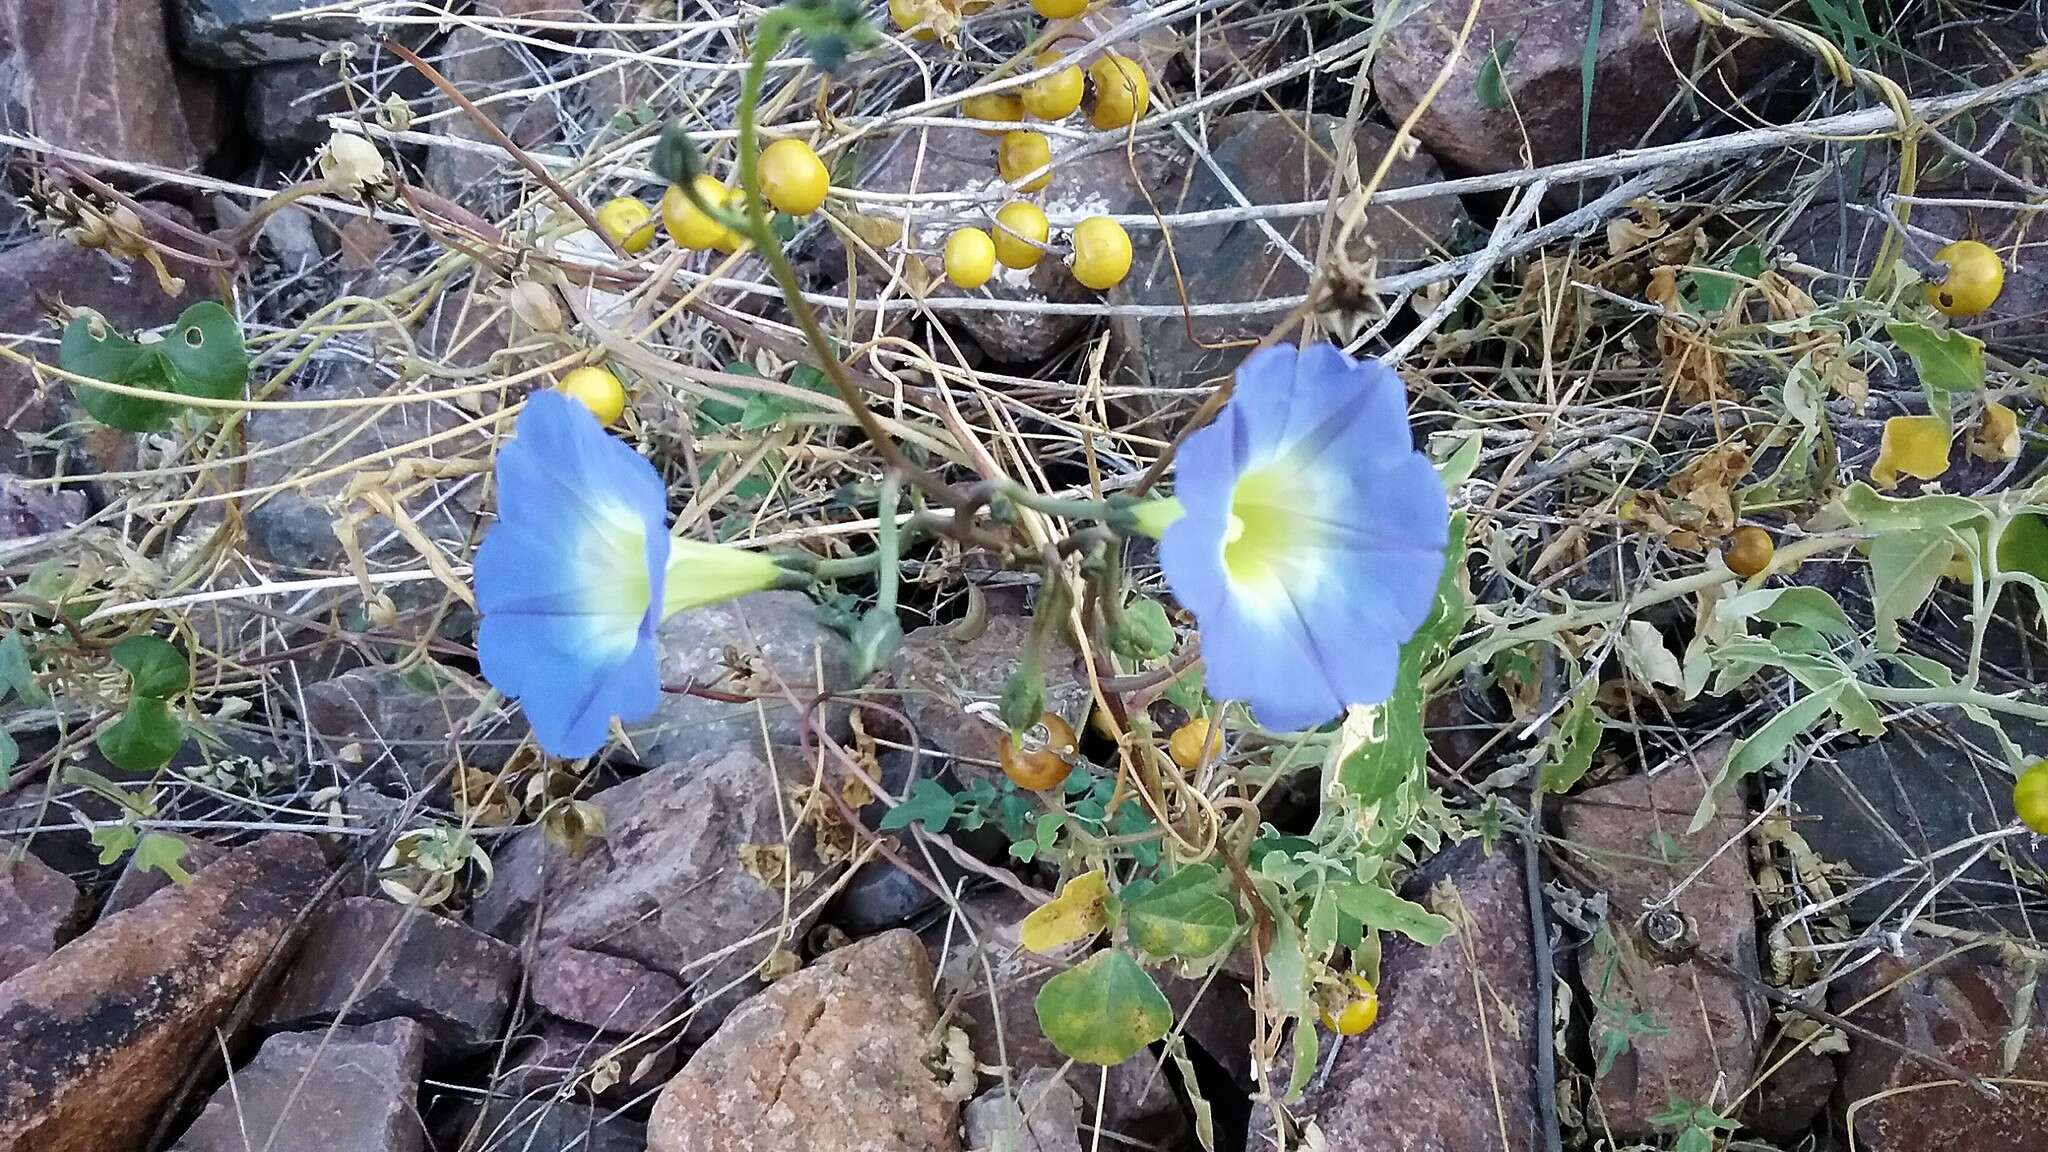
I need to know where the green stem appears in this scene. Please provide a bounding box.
[875,469,902,616]
[1863,683,2048,723]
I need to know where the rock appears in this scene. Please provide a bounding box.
[493,1016,679,1106]
[171,0,367,68]
[99,832,227,919]
[1832,939,2048,1150]
[446,1098,644,1152]
[1743,1043,1835,1142]
[829,859,942,935]
[243,60,351,156]
[169,1018,428,1152]
[261,896,520,1060]
[1105,112,1463,408]
[1371,0,1726,173]
[0,853,84,983]
[470,746,833,1039]
[0,217,211,475]
[530,943,686,1036]
[301,664,517,790]
[0,0,227,168]
[635,591,856,766]
[1561,745,1764,1138]
[423,28,557,208]
[1254,841,1538,1151]
[1793,722,2048,932]
[888,615,1090,789]
[646,930,964,1152]
[0,833,328,1152]
[963,1068,1084,1152]
[0,474,87,541]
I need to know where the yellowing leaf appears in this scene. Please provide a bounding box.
[1020,869,1110,953]
[1969,402,2020,462]
[1872,416,1952,489]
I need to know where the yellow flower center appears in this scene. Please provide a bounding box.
[582,505,651,644]
[1224,465,1315,597]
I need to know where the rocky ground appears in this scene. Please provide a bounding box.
[3,2,2047,1152]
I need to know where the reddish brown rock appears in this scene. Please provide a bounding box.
[0,852,84,982]
[1563,744,1763,1137]
[0,833,328,1152]
[647,930,964,1152]
[1255,842,1539,1151]
[531,943,685,1035]
[0,0,226,168]
[1832,941,2048,1150]
[261,896,518,1060]
[99,833,227,920]
[169,1018,428,1152]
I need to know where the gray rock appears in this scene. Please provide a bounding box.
[963,1068,1083,1152]
[493,1017,679,1107]
[1562,744,1764,1139]
[1252,842,1539,1151]
[635,591,855,767]
[1105,112,1464,408]
[262,896,520,1061]
[301,664,520,790]
[0,834,329,1152]
[171,0,368,68]
[243,60,353,156]
[423,29,556,209]
[1832,939,2048,1150]
[530,944,686,1036]
[0,474,86,542]
[170,1018,428,1152]
[0,0,227,168]
[829,859,941,935]
[0,852,84,983]
[887,614,1090,789]
[469,746,834,1038]
[449,1099,645,1152]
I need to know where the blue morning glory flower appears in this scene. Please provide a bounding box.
[474,391,780,757]
[1155,344,1449,731]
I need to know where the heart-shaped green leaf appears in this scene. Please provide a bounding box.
[62,310,173,431]
[1122,863,1239,961]
[156,302,248,401]
[1034,949,1172,1066]
[97,697,182,774]
[112,635,190,699]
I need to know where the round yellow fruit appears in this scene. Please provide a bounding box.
[1168,717,1222,771]
[962,91,1025,134]
[992,201,1050,269]
[1001,712,1078,791]
[759,138,830,216]
[998,130,1053,192]
[1925,239,2005,318]
[1070,215,1132,290]
[2016,761,2048,834]
[1021,53,1085,120]
[594,196,656,254]
[1320,977,1380,1036]
[662,176,742,251]
[1725,525,1774,579]
[557,365,626,426]
[1033,0,1089,16]
[1088,54,1149,129]
[944,227,998,289]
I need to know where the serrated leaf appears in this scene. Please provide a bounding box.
[132,831,192,884]
[1033,949,1172,1065]
[112,635,189,698]
[1327,882,1452,946]
[1021,869,1110,953]
[155,302,248,401]
[1870,529,1955,651]
[97,697,182,773]
[90,822,138,866]
[1123,863,1238,961]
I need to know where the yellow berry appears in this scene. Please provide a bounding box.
[1033,0,1088,16]
[594,196,656,254]
[1021,53,1085,120]
[1725,525,1774,579]
[944,227,998,289]
[1070,215,1132,290]
[1318,975,1379,1036]
[1088,54,1149,129]
[557,366,626,426]
[662,176,742,251]
[1001,712,1078,791]
[2017,761,2048,834]
[1925,239,2005,318]
[992,201,1050,269]
[1168,717,1222,771]
[760,138,830,216]
[997,130,1053,193]
[889,0,938,40]
[962,92,1025,134]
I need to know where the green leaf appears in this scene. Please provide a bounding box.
[154,302,248,401]
[1886,320,1984,418]
[0,631,45,706]
[1033,949,1173,1065]
[132,831,193,884]
[1689,682,1844,832]
[1754,587,1854,637]
[1327,882,1453,946]
[1997,513,2048,583]
[1263,895,1307,1014]
[1123,863,1239,961]
[1286,1018,1319,1101]
[1870,529,1955,651]
[1690,244,1763,314]
[112,635,189,698]
[97,697,183,774]
[1477,36,1516,110]
[1338,516,1466,801]
[1112,597,1175,661]
[879,778,955,832]
[1833,483,1988,533]
[1540,688,1604,793]
[90,822,138,866]
[62,311,174,431]
[0,727,16,790]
